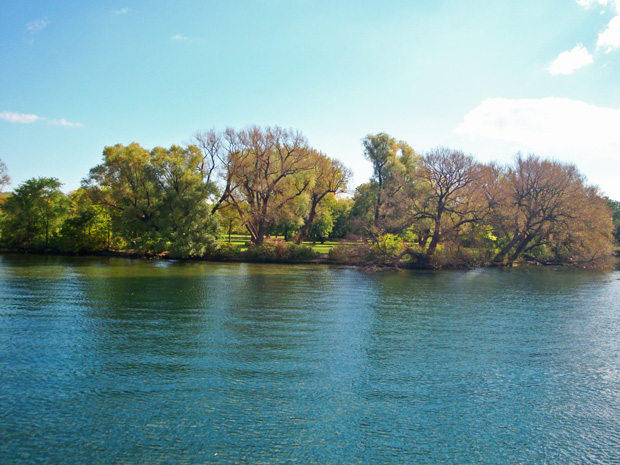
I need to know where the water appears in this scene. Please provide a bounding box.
[1,254,620,464]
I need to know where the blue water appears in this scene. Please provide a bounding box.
[1,254,620,464]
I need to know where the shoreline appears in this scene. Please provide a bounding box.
[2,248,616,271]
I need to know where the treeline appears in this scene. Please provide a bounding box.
[0,127,618,268]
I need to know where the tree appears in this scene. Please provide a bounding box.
[0,159,9,192]
[490,154,614,265]
[149,145,219,257]
[83,143,158,249]
[294,153,350,243]
[1,177,67,249]
[606,198,620,244]
[224,126,315,245]
[411,147,487,257]
[59,189,111,253]
[355,134,418,236]
[362,133,417,230]
[83,143,219,256]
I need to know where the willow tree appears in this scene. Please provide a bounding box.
[411,147,488,257]
[83,143,219,256]
[294,153,351,244]
[224,126,315,245]
[490,154,614,265]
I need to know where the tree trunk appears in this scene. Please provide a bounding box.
[493,234,521,263]
[509,234,535,262]
[425,216,442,257]
[295,200,319,244]
[374,174,383,228]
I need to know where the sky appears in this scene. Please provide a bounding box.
[1,0,620,198]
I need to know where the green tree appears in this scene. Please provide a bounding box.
[362,133,399,229]
[358,134,419,236]
[294,152,350,244]
[1,177,67,249]
[606,198,620,244]
[83,143,219,257]
[328,196,353,239]
[59,189,111,253]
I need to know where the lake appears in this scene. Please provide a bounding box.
[1,254,620,464]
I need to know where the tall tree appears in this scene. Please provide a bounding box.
[83,143,158,248]
[83,143,219,256]
[411,147,487,257]
[491,154,613,265]
[224,126,315,245]
[1,177,67,249]
[294,153,350,244]
[362,133,399,228]
[356,134,418,236]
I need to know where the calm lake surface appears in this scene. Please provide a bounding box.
[1,255,620,464]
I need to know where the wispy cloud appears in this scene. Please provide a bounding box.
[0,111,82,128]
[171,34,192,42]
[47,118,84,128]
[113,8,131,15]
[549,44,593,75]
[26,18,49,35]
[0,111,40,124]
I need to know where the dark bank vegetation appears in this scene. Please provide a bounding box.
[0,127,617,268]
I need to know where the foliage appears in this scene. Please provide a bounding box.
[488,154,614,266]
[369,234,405,265]
[0,129,615,269]
[1,177,68,249]
[607,198,620,244]
[328,196,353,239]
[243,238,317,262]
[58,189,111,253]
[0,159,9,192]
[83,143,220,257]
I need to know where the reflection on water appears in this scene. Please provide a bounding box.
[1,254,620,464]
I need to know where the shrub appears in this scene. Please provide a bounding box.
[243,238,317,262]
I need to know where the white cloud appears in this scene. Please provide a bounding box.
[26,18,49,34]
[0,111,40,124]
[114,8,130,15]
[576,0,608,8]
[47,118,83,128]
[0,111,82,128]
[455,97,620,151]
[597,14,620,52]
[455,97,620,196]
[549,44,593,75]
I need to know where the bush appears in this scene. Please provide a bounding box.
[243,238,317,262]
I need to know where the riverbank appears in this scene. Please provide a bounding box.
[2,245,616,270]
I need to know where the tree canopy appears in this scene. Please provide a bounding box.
[0,128,616,268]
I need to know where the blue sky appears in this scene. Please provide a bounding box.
[2,0,620,198]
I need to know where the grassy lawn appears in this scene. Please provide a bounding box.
[218,234,341,254]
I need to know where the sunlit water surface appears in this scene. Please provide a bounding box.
[2,254,620,464]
